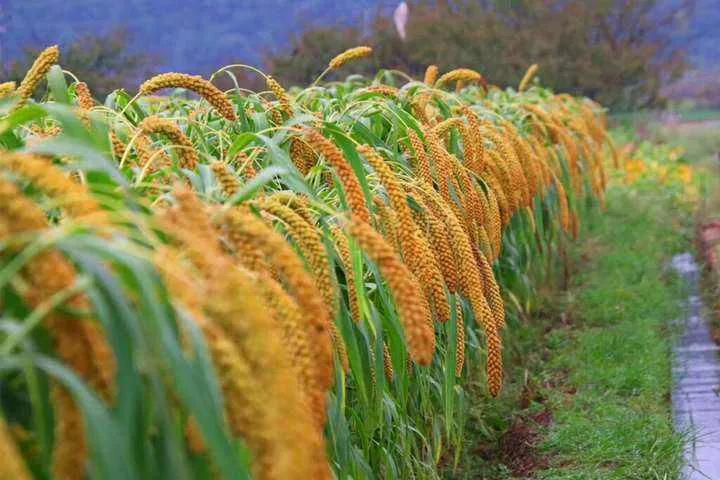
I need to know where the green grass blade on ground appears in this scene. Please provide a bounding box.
[538,182,690,479]
[451,141,698,479]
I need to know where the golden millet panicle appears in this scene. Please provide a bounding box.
[478,225,494,262]
[415,196,458,293]
[361,85,399,97]
[383,343,395,382]
[0,81,16,98]
[424,65,438,85]
[197,319,273,459]
[487,328,503,396]
[254,273,327,428]
[346,218,436,365]
[422,127,453,204]
[74,81,95,110]
[454,300,465,377]
[554,175,571,232]
[413,182,502,392]
[109,131,128,162]
[0,179,116,478]
[265,98,284,126]
[139,72,237,121]
[134,132,172,172]
[476,250,506,330]
[221,208,335,391]
[258,199,347,369]
[290,137,316,175]
[435,68,485,89]
[358,144,449,324]
[206,270,331,480]
[0,152,106,223]
[51,387,87,480]
[266,75,292,117]
[410,96,433,125]
[159,194,331,479]
[518,63,539,92]
[138,116,199,170]
[270,199,346,346]
[328,46,373,70]
[373,196,402,254]
[0,419,32,480]
[432,117,464,137]
[211,161,240,197]
[304,129,371,223]
[266,191,316,225]
[331,226,361,323]
[406,129,435,186]
[462,106,485,173]
[13,44,59,111]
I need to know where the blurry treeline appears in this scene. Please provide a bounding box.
[2,1,692,110]
[1,29,154,100]
[268,0,691,110]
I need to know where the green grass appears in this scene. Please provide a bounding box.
[451,175,692,479]
[537,185,690,479]
[611,108,720,125]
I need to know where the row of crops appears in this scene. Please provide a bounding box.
[0,45,614,479]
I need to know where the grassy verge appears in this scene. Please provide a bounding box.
[452,167,693,479]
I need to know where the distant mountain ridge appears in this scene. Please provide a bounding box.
[1,1,717,75]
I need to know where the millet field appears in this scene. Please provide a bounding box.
[0,42,709,480]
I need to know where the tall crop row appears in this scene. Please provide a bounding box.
[0,46,614,479]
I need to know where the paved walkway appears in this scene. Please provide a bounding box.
[672,253,720,480]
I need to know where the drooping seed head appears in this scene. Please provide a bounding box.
[424,65,438,85]
[435,68,486,90]
[518,63,539,92]
[75,81,94,110]
[139,72,237,121]
[303,129,371,223]
[345,217,435,365]
[0,419,32,480]
[211,161,240,198]
[0,81,16,98]
[266,75,292,117]
[13,44,59,111]
[137,116,199,170]
[328,46,373,70]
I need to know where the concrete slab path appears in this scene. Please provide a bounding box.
[672,253,720,480]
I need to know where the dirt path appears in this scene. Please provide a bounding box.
[672,253,720,479]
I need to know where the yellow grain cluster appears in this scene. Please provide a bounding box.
[0,419,31,480]
[360,85,399,97]
[304,128,371,223]
[435,68,485,89]
[346,218,435,365]
[138,116,199,170]
[75,81,95,110]
[290,137,316,175]
[0,176,115,478]
[424,65,439,85]
[211,160,240,197]
[266,75,292,117]
[158,189,330,479]
[0,152,106,222]
[13,45,59,111]
[328,46,373,70]
[518,63,539,92]
[139,72,237,121]
[0,81,17,98]
[359,145,449,323]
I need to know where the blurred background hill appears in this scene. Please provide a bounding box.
[1,0,717,110]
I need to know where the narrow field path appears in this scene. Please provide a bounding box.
[672,253,720,480]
